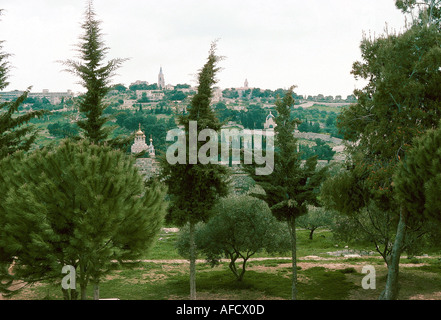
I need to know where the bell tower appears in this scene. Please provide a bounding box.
[158,66,165,89]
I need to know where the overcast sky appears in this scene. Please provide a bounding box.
[1,0,407,98]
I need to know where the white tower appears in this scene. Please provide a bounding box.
[158,67,165,89]
[148,135,155,158]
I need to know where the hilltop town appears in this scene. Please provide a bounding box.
[0,66,351,171]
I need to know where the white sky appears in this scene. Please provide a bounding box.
[1,0,407,98]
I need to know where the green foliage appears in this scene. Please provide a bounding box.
[327,22,441,219]
[394,126,441,224]
[0,14,49,159]
[0,89,49,160]
[0,139,167,298]
[129,83,158,91]
[159,41,230,299]
[297,206,333,240]
[299,139,336,161]
[160,42,230,226]
[47,122,79,138]
[330,19,441,300]
[239,104,268,129]
[176,196,290,281]
[341,24,441,159]
[320,163,368,216]
[298,120,321,133]
[247,87,328,222]
[396,0,441,26]
[60,1,129,147]
[0,15,10,91]
[116,112,175,153]
[244,87,328,300]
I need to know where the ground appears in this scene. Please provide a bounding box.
[2,228,440,300]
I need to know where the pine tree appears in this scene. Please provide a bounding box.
[0,10,48,160]
[327,15,441,299]
[394,125,441,225]
[0,139,167,299]
[245,87,327,300]
[0,10,9,90]
[396,0,441,26]
[60,1,129,148]
[159,42,229,300]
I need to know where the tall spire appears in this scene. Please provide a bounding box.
[148,134,155,157]
[158,66,165,89]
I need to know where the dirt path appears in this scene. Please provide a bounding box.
[117,255,384,265]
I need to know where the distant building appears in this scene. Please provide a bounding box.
[236,79,252,98]
[132,125,157,180]
[131,125,155,158]
[0,89,74,104]
[212,87,223,103]
[131,80,149,86]
[158,67,165,90]
[135,90,165,101]
[264,111,276,129]
[131,124,149,154]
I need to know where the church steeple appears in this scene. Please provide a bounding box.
[148,134,155,158]
[158,66,165,89]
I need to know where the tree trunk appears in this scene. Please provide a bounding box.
[379,209,407,300]
[80,283,87,300]
[71,288,78,300]
[62,288,70,300]
[79,262,88,300]
[288,217,298,300]
[228,253,239,280]
[238,257,248,282]
[93,283,99,300]
[189,221,197,300]
[309,228,316,240]
[62,288,78,300]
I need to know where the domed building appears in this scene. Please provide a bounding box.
[131,124,148,154]
[131,124,155,157]
[131,124,157,179]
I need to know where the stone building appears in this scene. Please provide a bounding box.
[264,111,277,129]
[132,125,157,179]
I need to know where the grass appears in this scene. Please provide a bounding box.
[30,263,359,300]
[143,230,182,260]
[8,227,441,300]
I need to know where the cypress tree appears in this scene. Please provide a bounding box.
[60,1,129,148]
[159,42,229,300]
[245,87,327,300]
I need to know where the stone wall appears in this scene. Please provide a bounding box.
[294,131,343,145]
[135,158,158,180]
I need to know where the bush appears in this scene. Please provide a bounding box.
[176,195,291,281]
